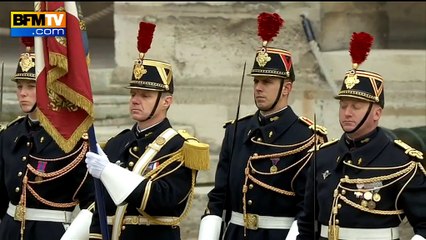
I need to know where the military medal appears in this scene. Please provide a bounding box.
[367,201,376,210]
[372,193,381,202]
[361,200,368,207]
[363,191,373,200]
[35,161,47,183]
[270,157,280,173]
[354,191,363,198]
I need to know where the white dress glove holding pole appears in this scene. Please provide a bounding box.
[85,143,144,205]
[85,143,109,179]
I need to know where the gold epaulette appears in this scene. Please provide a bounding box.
[0,124,5,133]
[6,115,26,128]
[299,116,328,135]
[178,129,210,171]
[394,139,424,160]
[222,114,253,128]
[308,138,339,153]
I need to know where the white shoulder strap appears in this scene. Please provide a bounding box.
[132,128,178,175]
[111,127,178,240]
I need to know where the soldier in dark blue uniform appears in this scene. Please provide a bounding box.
[297,32,426,240]
[0,38,95,240]
[67,21,210,240]
[198,12,327,240]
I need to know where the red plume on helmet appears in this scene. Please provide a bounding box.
[21,37,34,52]
[257,12,285,46]
[349,32,374,69]
[137,22,156,58]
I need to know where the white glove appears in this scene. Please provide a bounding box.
[85,143,110,179]
[411,235,426,240]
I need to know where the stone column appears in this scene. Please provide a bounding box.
[319,2,389,51]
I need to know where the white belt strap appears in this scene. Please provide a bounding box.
[107,215,178,225]
[112,128,178,240]
[320,224,399,240]
[230,211,293,230]
[7,202,73,223]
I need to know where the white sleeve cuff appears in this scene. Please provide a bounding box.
[285,220,299,240]
[198,215,222,240]
[411,234,426,240]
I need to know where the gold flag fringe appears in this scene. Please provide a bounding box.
[37,110,94,153]
[47,52,94,116]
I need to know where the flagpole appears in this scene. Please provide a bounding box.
[88,125,110,240]
[71,2,110,239]
[34,2,110,239]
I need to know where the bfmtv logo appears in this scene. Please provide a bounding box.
[10,11,66,37]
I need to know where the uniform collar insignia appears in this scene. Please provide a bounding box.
[322,170,331,180]
[269,116,279,122]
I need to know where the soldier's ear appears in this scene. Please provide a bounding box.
[162,94,173,108]
[373,104,382,121]
[282,80,293,95]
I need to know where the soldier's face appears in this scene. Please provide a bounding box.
[16,80,36,113]
[253,76,291,112]
[129,89,171,122]
[339,98,382,138]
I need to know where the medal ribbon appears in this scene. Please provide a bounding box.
[270,157,280,166]
[36,161,47,173]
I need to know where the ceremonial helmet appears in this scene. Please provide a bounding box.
[127,21,174,94]
[249,12,295,82]
[13,37,36,82]
[335,32,385,108]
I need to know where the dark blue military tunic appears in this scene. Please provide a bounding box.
[89,118,195,240]
[0,116,94,240]
[297,127,426,240]
[205,106,327,240]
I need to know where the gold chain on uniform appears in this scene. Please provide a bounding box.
[339,195,403,215]
[328,160,420,237]
[250,136,315,161]
[29,142,85,162]
[250,134,314,149]
[241,134,321,237]
[125,149,197,227]
[20,141,88,212]
[26,142,88,181]
[340,161,416,184]
[249,150,311,176]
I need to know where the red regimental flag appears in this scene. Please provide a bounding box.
[35,1,94,153]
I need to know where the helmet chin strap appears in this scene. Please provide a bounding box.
[264,78,285,112]
[141,92,162,122]
[24,102,37,114]
[342,102,373,134]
